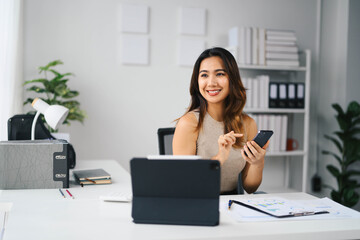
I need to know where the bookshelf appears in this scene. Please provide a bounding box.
[242,50,311,192]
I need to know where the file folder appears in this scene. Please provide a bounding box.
[296,83,305,108]
[287,83,296,108]
[269,82,278,108]
[278,83,287,108]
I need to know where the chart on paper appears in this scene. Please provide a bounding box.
[222,197,360,222]
[237,197,317,216]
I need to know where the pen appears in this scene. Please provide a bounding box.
[59,189,65,198]
[228,200,233,210]
[66,189,74,199]
[85,178,96,184]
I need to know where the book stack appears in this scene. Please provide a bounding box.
[73,168,112,186]
[265,29,299,67]
[249,114,288,152]
[228,27,299,67]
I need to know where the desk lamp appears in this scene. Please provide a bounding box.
[31,98,69,140]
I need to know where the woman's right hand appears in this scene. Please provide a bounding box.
[214,131,243,165]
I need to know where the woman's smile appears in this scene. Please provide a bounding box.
[206,89,222,96]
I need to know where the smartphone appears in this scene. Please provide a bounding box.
[244,130,273,156]
[252,130,273,148]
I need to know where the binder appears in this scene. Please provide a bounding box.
[252,78,259,108]
[269,82,278,108]
[268,115,276,152]
[296,83,305,108]
[278,83,287,108]
[245,27,252,65]
[280,115,288,151]
[287,83,296,108]
[258,75,269,109]
[274,115,282,152]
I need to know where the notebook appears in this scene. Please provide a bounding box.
[130,156,220,226]
[72,168,111,185]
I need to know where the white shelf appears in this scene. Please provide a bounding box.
[239,64,306,71]
[240,50,311,193]
[266,151,305,157]
[244,108,305,113]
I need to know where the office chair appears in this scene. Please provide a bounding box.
[157,127,244,195]
[157,127,175,155]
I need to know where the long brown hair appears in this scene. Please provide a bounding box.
[184,47,247,148]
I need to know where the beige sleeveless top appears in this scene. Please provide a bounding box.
[192,111,246,193]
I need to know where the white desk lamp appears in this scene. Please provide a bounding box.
[31,98,69,140]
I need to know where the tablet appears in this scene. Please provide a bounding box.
[130,157,220,226]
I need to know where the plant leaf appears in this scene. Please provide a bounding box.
[38,60,63,73]
[345,154,360,166]
[347,101,360,117]
[344,170,360,177]
[336,114,350,131]
[331,190,342,203]
[334,131,345,141]
[23,78,48,85]
[324,134,343,153]
[23,98,35,106]
[49,69,61,77]
[49,70,73,78]
[332,103,345,116]
[343,188,359,207]
[26,86,46,93]
[352,117,360,126]
[322,150,342,165]
[327,165,341,178]
[62,90,79,99]
[54,84,68,96]
[348,127,360,136]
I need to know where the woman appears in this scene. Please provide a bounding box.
[173,47,269,194]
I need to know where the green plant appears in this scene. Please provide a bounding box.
[23,60,86,132]
[322,101,360,207]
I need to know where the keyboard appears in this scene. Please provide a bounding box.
[99,192,132,202]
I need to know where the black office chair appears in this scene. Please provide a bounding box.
[157,127,244,195]
[157,127,175,155]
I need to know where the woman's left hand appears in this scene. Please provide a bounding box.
[241,141,270,166]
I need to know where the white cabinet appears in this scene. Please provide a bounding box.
[240,50,311,192]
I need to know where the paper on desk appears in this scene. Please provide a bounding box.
[221,197,360,222]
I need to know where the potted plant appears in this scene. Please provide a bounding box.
[23,60,86,134]
[322,101,360,207]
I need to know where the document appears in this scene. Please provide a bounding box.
[221,197,360,222]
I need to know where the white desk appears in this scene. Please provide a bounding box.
[1,160,360,240]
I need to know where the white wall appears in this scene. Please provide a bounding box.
[346,0,360,211]
[23,0,318,181]
[315,0,349,196]
[346,0,360,104]
[314,0,360,211]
